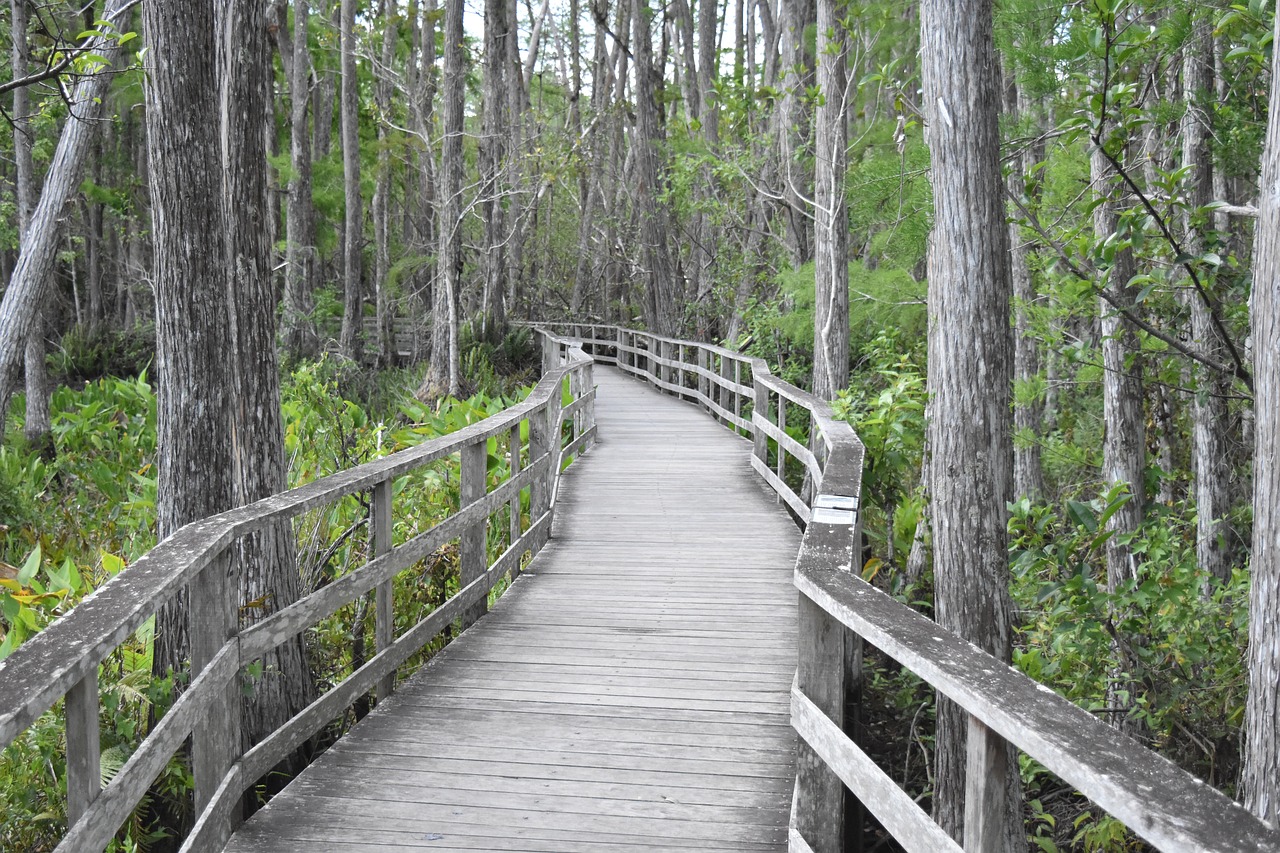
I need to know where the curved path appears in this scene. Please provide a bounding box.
[225,367,801,852]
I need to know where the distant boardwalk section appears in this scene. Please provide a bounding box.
[224,367,801,852]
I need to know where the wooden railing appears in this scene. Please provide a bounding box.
[539,321,1280,853]
[0,330,595,853]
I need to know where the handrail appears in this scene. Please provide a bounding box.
[541,322,1280,853]
[0,330,595,852]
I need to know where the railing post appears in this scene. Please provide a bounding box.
[796,592,848,853]
[753,378,769,465]
[733,359,743,434]
[616,327,626,369]
[964,716,1011,851]
[459,440,488,630]
[541,331,558,375]
[583,361,596,451]
[659,339,671,388]
[776,399,787,485]
[65,670,100,826]
[509,422,523,551]
[372,480,394,701]
[718,352,734,427]
[697,348,709,411]
[191,551,240,843]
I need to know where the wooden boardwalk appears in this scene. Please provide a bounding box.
[224,367,802,852]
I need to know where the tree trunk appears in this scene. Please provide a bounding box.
[1245,2,1280,828]
[1006,78,1046,501]
[920,0,1021,848]
[420,0,464,400]
[631,0,680,336]
[777,0,815,269]
[218,0,315,753]
[283,0,320,360]
[1091,142,1145,592]
[811,1,847,401]
[373,0,397,365]
[339,0,364,362]
[143,0,238,681]
[0,0,131,422]
[1183,13,1232,585]
[481,0,511,333]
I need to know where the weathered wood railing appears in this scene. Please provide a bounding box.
[0,330,595,853]
[537,321,1280,853]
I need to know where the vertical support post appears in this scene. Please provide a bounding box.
[459,440,488,630]
[191,551,240,838]
[719,352,734,427]
[737,356,747,432]
[616,326,626,370]
[509,422,523,549]
[658,339,670,388]
[964,716,1011,852]
[541,331,558,375]
[372,480,394,701]
[583,361,596,450]
[796,585,848,853]
[753,379,769,465]
[66,671,100,826]
[697,348,709,411]
[777,399,787,484]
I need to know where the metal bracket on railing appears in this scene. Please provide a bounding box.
[811,494,857,526]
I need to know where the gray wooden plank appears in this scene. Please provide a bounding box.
[225,367,800,853]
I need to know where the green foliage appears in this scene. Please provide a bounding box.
[831,331,927,581]
[1009,493,1249,805]
[49,324,156,385]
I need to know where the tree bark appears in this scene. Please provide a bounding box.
[283,0,320,360]
[811,0,848,401]
[373,0,397,365]
[480,0,511,333]
[1091,143,1145,592]
[339,0,364,362]
[143,0,238,680]
[420,0,464,399]
[920,0,1021,847]
[1183,13,1232,585]
[1245,3,1280,827]
[777,0,815,269]
[631,0,680,336]
[218,0,315,752]
[0,0,131,423]
[1006,77,1046,501]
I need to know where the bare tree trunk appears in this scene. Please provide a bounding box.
[420,0,464,400]
[920,0,1021,847]
[283,0,320,360]
[811,0,847,401]
[218,0,315,751]
[631,0,680,335]
[1245,7,1280,827]
[373,0,397,365]
[0,0,131,423]
[143,0,237,681]
[777,0,815,269]
[480,0,511,333]
[338,0,364,362]
[1183,13,1232,585]
[1091,142,1145,592]
[1006,78,1045,501]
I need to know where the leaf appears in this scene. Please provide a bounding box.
[17,546,41,586]
[1066,500,1098,534]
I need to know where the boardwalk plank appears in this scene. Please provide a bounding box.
[225,367,800,852]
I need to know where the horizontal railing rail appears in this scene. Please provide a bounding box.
[544,322,1280,853]
[0,330,595,853]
